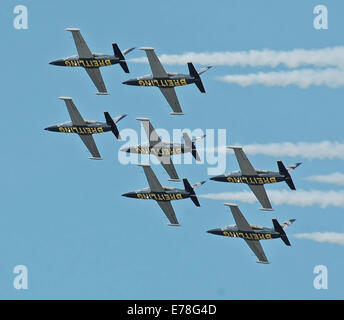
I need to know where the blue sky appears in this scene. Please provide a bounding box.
[1,0,343,299]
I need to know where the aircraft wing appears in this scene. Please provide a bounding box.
[157,200,180,226]
[78,134,102,160]
[59,97,86,126]
[66,28,93,58]
[158,155,180,180]
[229,146,256,175]
[245,240,269,264]
[136,118,161,146]
[138,164,164,192]
[85,68,108,94]
[248,184,273,210]
[159,88,183,114]
[225,203,252,231]
[140,47,168,77]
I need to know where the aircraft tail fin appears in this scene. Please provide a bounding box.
[272,218,292,246]
[183,132,201,161]
[187,62,208,93]
[112,43,130,73]
[183,178,201,207]
[104,112,127,140]
[277,160,296,190]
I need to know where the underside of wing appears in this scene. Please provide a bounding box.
[157,200,179,225]
[138,164,164,192]
[140,47,168,78]
[137,118,161,146]
[248,184,273,210]
[66,28,93,58]
[78,134,102,159]
[59,97,86,126]
[159,88,183,114]
[225,203,252,231]
[245,240,270,264]
[229,147,256,175]
[158,155,180,180]
[85,68,108,94]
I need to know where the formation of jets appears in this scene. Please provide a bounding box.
[45,28,302,264]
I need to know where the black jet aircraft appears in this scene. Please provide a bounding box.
[210,146,301,210]
[120,117,205,180]
[122,164,205,226]
[207,203,295,264]
[122,47,211,115]
[44,97,126,160]
[50,28,135,95]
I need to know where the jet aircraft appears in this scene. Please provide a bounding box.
[44,97,126,160]
[122,47,211,115]
[122,164,205,226]
[210,146,301,210]
[120,117,205,180]
[50,28,135,94]
[207,203,295,264]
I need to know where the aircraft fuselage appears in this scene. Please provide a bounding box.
[210,171,286,185]
[123,74,196,88]
[122,188,190,201]
[49,55,119,68]
[44,121,111,135]
[121,143,187,156]
[207,225,281,241]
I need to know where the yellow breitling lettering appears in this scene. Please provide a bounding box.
[97,127,104,133]
[253,234,259,240]
[93,60,99,67]
[176,194,183,200]
[137,194,143,199]
[173,79,180,86]
[98,60,105,67]
[270,177,277,183]
[180,79,187,85]
[256,177,263,184]
[65,61,71,66]
[265,234,272,239]
[105,59,111,66]
[167,80,174,87]
[227,177,234,183]
[164,194,171,201]
[92,128,97,134]
[59,127,65,133]
[263,177,270,184]
[223,231,230,236]
[86,128,92,134]
[170,194,176,200]
[144,80,151,86]
[138,80,145,86]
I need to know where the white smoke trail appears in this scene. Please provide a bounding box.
[202,141,344,160]
[294,233,344,246]
[305,172,344,186]
[129,46,344,68]
[218,68,344,89]
[200,189,344,208]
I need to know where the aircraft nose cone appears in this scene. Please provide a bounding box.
[122,192,134,198]
[209,174,224,182]
[120,147,131,153]
[122,79,135,85]
[49,59,64,66]
[207,228,221,235]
